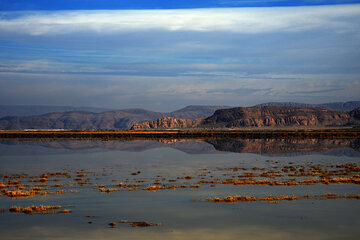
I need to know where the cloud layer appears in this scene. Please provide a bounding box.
[0,5,360,35]
[0,5,359,110]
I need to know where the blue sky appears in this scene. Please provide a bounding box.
[0,1,360,111]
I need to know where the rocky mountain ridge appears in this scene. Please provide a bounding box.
[1,101,359,119]
[1,103,360,130]
[132,106,360,130]
[0,105,227,130]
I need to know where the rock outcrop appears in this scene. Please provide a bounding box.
[131,106,360,130]
[201,106,355,128]
[131,117,202,130]
[350,107,360,120]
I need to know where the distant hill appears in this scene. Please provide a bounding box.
[0,105,111,118]
[0,109,165,130]
[0,105,228,130]
[254,101,360,111]
[132,106,360,129]
[168,105,231,119]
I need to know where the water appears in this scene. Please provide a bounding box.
[0,138,359,240]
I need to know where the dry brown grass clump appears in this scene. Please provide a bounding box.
[299,179,319,185]
[8,205,64,214]
[29,177,47,183]
[206,193,360,204]
[321,194,342,199]
[207,195,300,204]
[108,222,117,227]
[119,220,131,223]
[118,220,159,227]
[99,186,119,193]
[52,184,65,187]
[47,172,71,178]
[117,183,140,189]
[143,185,165,191]
[131,171,141,176]
[60,209,72,214]
[344,195,360,199]
[131,221,152,227]
[2,189,39,198]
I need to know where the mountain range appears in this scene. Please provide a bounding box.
[0,101,359,130]
[0,105,111,118]
[1,101,359,118]
[0,105,229,130]
[132,106,360,129]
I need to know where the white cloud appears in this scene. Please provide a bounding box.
[0,4,359,35]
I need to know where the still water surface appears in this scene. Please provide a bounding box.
[0,138,359,240]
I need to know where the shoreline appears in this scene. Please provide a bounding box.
[0,128,359,139]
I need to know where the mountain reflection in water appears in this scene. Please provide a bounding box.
[1,138,359,157]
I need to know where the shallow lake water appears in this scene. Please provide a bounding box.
[0,138,359,240]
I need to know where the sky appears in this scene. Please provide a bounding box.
[0,0,359,111]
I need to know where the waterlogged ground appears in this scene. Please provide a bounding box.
[0,139,360,240]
